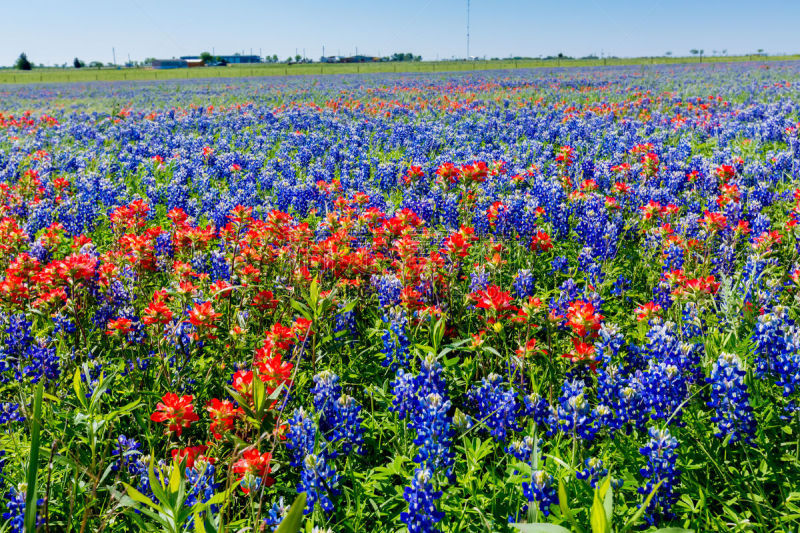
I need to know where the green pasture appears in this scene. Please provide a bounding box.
[1,54,799,84]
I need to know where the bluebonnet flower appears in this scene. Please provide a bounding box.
[640,360,690,424]
[467,374,522,442]
[469,268,490,293]
[521,470,558,517]
[706,352,756,444]
[551,255,569,275]
[52,313,76,335]
[401,468,444,533]
[638,427,680,526]
[299,453,340,515]
[594,324,625,364]
[112,435,143,473]
[373,274,403,307]
[311,371,364,456]
[609,276,631,299]
[3,485,43,533]
[390,369,418,419]
[330,394,365,456]
[22,339,60,384]
[263,497,289,531]
[381,308,410,369]
[774,325,800,413]
[286,408,317,468]
[0,403,24,426]
[522,392,551,427]
[505,435,539,463]
[512,269,535,299]
[752,308,789,377]
[312,371,342,425]
[410,393,454,474]
[333,303,358,341]
[547,379,596,440]
[576,457,615,488]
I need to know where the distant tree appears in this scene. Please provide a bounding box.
[690,49,699,56]
[200,51,213,64]
[89,61,103,69]
[757,48,765,55]
[15,53,32,70]
[73,57,85,68]
[294,54,302,62]
[665,51,672,56]
[271,54,278,63]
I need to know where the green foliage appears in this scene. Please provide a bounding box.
[15,52,32,70]
[117,456,237,533]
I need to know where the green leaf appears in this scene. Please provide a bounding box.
[290,298,311,317]
[168,456,182,494]
[514,524,572,533]
[556,478,584,533]
[73,367,85,407]
[275,492,307,533]
[590,488,607,533]
[622,479,663,532]
[202,511,220,533]
[122,482,159,510]
[24,381,43,533]
[652,529,694,533]
[309,277,320,308]
[147,457,169,505]
[193,512,206,533]
[601,478,613,529]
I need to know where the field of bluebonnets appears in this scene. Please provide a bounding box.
[2,62,800,533]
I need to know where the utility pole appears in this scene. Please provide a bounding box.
[466,0,470,59]
[112,47,116,65]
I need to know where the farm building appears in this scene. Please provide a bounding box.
[217,54,261,64]
[151,59,188,69]
[339,55,380,63]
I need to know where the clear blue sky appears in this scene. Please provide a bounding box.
[2,0,798,66]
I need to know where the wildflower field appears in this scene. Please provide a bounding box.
[2,62,800,533]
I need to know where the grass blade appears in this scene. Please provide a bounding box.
[24,381,44,533]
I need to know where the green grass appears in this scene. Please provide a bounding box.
[1,54,799,84]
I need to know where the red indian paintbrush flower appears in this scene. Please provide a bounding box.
[150,393,199,436]
[206,398,242,439]
[531,231,553,252]
[232,448,275,493]
[188,301,221,329]
[635,301,662,322]
[565,300,603,338]
[470,285,518,324]
[171,445,208,469]
[142,297,173,325]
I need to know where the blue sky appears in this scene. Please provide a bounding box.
[1,0,798,66]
